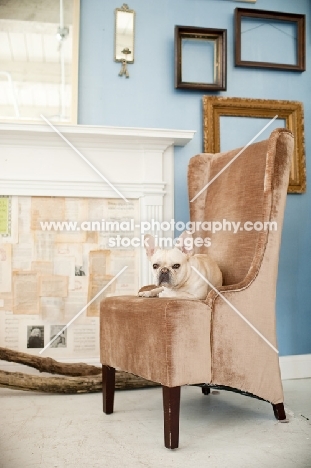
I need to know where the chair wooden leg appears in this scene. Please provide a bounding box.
[272,402,286,421]
[202,385,210,395]
[162,386,181,449]
[102,365,115,414]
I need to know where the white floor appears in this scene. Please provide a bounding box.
[0,379,310,468]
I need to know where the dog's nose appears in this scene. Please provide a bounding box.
[159,267,170,285]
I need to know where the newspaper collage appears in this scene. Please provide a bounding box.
[0,195,140,360]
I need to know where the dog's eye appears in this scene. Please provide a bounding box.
[152,264,159,269]
[172,264,180,269]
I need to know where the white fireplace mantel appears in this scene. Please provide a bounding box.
[0,122,196,285]
[0,123,195,197]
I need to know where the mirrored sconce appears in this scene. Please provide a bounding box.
[115,4,135,78]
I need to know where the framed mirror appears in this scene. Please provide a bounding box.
[175,26,227,91]
[114,4,135,64]
[0,0,80,124]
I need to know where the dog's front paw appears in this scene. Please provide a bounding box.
[138,286,163,298]
[138,290,158,298]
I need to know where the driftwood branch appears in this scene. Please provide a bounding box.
[0,370,102,393]
[0,369,158,394]
[0,347,158,394]
[0,347,101,376]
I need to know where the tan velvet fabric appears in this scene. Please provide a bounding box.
[188,139,268,286]
[100,128,293,404]
[100,296,212,387]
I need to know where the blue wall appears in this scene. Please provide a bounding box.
[78,0,311,357]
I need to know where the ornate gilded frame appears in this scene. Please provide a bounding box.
[203,96,306,193]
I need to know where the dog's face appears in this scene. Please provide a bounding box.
[150,247,190,288]
[144,233,193,289]
[141,232,222,299]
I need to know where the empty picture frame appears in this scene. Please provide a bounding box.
[235,8,306,71]
[175,26,227,90]
[203,96,306,193]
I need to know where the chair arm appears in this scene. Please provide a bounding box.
[205,282,246,307]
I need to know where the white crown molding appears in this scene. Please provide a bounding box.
[0,180,167,198]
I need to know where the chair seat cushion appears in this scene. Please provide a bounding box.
[100,296,212,387]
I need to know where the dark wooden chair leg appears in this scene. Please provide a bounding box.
[162,386,181,449]
[202,385,210,395]
[102,365,115,414]
[272,402,286,421]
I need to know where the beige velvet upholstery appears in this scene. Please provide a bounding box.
[100,128,293,406]
[100,296,212,387]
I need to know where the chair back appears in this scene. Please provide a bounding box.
[188,128,294,286]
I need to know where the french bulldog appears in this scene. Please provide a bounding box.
[138,231,222,300]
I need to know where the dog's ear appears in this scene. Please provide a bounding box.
[144,234,158,258]
[175,231,194,256]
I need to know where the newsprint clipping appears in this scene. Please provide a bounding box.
[0,195,140,361]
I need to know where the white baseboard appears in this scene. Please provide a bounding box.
[279,354,311,380]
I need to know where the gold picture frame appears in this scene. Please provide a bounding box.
[203,96,306,193]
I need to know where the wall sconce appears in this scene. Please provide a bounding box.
[114,4,135,78]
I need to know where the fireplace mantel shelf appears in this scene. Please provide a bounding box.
[0,122,196,148]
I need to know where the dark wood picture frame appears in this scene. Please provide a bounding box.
[235,8,306,72]
[203,96,306,193]
[175,26,227,91]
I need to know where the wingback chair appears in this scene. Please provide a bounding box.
[100,128,294,449]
